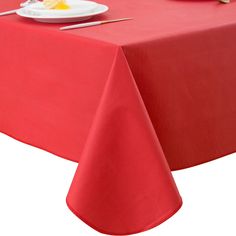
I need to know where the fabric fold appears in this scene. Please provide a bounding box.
[66,47,182,235]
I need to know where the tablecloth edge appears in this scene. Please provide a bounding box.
[66,196,183,235]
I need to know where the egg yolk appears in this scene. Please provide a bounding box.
[54,2,70,10]
[43,0,70,10]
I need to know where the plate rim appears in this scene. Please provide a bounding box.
[16,4,109,19]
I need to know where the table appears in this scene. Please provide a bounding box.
[1,0,236,234]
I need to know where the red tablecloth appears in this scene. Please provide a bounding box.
[1,0,236,234]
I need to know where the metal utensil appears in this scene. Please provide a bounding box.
[0,0,38,16]
[60,18,133,31]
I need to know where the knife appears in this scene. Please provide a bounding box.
[0,9,18,16]
[60,18,133,31]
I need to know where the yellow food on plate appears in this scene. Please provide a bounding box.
[43,0,70,10]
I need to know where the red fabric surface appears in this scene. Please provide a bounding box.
[1,0,236,234]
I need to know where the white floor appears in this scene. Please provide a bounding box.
[0,132,235,236]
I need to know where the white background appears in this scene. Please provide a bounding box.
[0,132,235,236]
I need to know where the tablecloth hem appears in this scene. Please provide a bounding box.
[1,129,235,172]
[66,197,183,235]
[171,152,235,171]
[0,130,78,163]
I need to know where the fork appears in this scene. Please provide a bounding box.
[20,0,38,7]
[0,0,38,16]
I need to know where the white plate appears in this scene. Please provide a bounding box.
[21,0,98,17]
[16,0,109,23]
